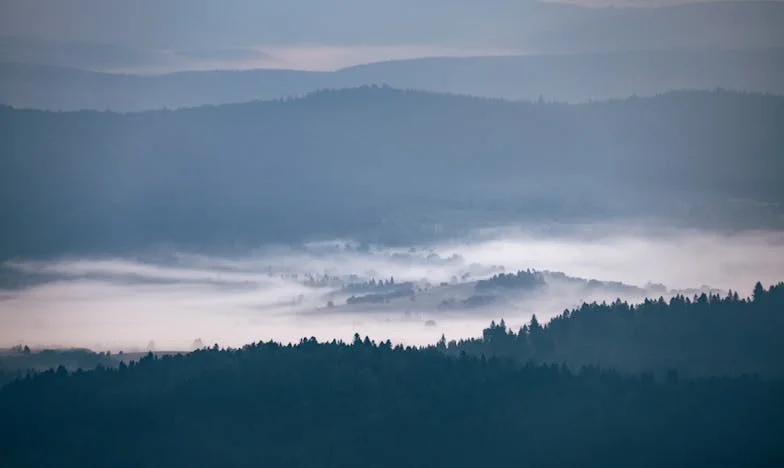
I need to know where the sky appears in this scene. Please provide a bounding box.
[106,45,522,74]
[2,0,783,72]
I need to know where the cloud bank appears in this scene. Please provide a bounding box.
[1,225,782,351]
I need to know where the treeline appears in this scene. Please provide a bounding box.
[0,347,116,387]
[475,269,544,291]
[346,287,415,305]
[1,282,783,465]
[1,335,782,467]
[343,276,400,292]
[445,281,784,378]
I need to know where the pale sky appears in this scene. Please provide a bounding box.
[1,0,782,72]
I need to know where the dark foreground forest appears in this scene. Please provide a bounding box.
[451,280,784,378]
[1,282,783,467]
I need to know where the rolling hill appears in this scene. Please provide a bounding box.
[1,87,782,258]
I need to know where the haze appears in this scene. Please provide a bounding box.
[2,226,782,351]
[0,0,782,354]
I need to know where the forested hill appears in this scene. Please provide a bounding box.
[1,281,782,466]
[1,333,782,467]
[448,281,784,378]
[2,88,783,258]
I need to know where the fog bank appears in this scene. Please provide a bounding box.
[1,225,782,351]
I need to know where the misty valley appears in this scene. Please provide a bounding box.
[1,280,783,467]
[2,1,784,466]
[2,227,783,466]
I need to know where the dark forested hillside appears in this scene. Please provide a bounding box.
[2,281,783,466]
[1,88,783,258]
[449,282,784,378]
[1,337,783,468]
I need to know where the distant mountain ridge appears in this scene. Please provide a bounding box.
[2,48,783,111]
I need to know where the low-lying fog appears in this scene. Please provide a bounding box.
[2,225,783,351]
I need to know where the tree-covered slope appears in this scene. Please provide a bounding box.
[449,281,784,378]
[1,88,782,257]
[1,338,782,468]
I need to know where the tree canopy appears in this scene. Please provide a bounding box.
[1,281,783,466]
[449,282,784,378]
